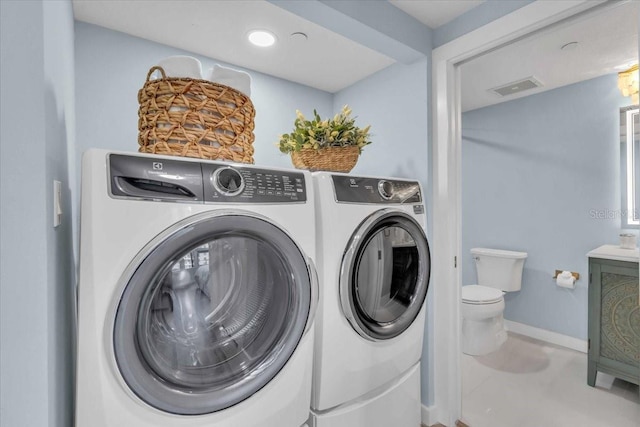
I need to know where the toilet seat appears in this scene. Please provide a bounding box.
[462,285,504,305]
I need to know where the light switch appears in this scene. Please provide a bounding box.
[53,180,62,227]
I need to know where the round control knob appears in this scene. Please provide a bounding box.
[378,180,393,200]
[213,167,244,196]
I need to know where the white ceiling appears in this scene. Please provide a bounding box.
[460,1,639,112]
[72,0,396,93]
[73,1,638,110]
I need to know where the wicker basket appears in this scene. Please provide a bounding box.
[290,146,360,172]
[138,66,255,163]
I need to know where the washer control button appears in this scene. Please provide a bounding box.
[378,180,394,200]
[213,167,245,196]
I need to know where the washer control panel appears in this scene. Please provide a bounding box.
[202,164,307,203]
[332,175,421,204]
[109,154,205,201]
[108,154,307,203]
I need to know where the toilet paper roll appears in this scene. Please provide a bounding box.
[556,271,575,289]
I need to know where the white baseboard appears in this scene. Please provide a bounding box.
[421,404,437,426]
[504,320,587,353]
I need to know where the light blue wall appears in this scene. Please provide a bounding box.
[334,60,429,182]
[74,22,333,173]
[461,74,630,339]
[334,59,432,405]
[43,2,77,426]
[0,2,48,426]
[0,1,75,426]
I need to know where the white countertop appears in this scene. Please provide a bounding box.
[587,244,639,263]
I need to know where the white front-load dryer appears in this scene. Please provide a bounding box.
[310,172,431,427]
[76,149,317,426]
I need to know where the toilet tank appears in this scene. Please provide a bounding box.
[471,248,527,292]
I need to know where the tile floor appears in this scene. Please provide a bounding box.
[461,332,639,427]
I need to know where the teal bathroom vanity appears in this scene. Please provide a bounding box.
[587,245,639,387]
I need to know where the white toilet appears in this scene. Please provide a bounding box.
[462,247,527,356]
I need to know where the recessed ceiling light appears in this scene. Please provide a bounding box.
[248,30,276,47]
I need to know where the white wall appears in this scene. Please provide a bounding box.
[0,1,76,426]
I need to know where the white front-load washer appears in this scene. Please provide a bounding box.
[76,149,317,426]
[310,172,431,427]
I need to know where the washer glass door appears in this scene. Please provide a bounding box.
[113,212,312,415]
[341,210,430,340]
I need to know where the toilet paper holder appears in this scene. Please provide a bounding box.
[553,270,580,280]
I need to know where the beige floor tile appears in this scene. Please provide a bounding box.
[462,332,639,427]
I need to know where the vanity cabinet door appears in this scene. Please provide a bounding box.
[588,258,640,386]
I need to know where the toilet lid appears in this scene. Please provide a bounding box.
[462,285,504,304]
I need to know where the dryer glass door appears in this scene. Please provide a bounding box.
[113,212,312,415]
[341,210,430,340]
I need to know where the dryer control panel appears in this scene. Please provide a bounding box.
[332,175,421,204]
[108,154,307,203]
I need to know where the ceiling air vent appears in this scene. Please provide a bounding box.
[489,77,542,97]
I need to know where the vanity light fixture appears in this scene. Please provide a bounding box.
[247,30,276,47]
[618,64,639,104]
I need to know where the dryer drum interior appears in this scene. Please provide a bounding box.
[342,211,431,341]
[113,214,311,415]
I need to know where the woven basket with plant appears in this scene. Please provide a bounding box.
[278,105,371,172]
